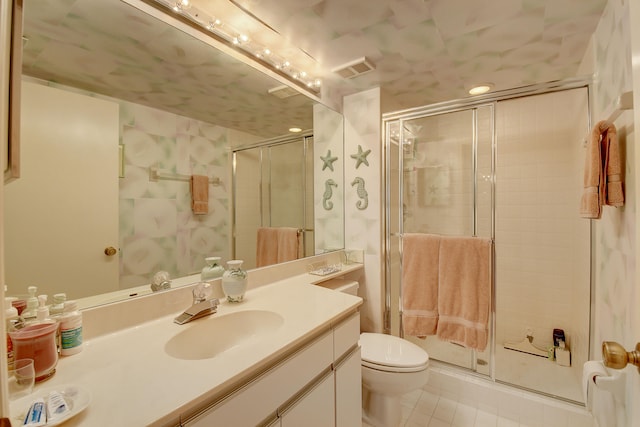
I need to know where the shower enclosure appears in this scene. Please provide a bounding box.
[232,134,314,270]
[384,81,592,403]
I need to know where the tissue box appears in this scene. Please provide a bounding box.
[556,347,571,367]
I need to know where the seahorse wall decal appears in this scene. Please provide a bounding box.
[323,179,338,210]
[351,177,368,210]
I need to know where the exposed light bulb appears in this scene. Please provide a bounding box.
[181,0,189,5]
[263,48,271,55]
[232,37,240,44]
[239,34,249,42]
[289,127,302,133]
[283,61,290,68]
[314,79,321,87]
[300,71,307,78]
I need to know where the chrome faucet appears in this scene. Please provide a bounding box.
[173,298,219,325]
[174,282,219,325]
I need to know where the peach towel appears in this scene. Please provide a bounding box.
[580,120,624,219]
[436,236,492,351]
[401,233,440,338]
[256,227,302,267]
[190,175,209,215]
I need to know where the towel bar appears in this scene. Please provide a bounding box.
[148,167,221,185]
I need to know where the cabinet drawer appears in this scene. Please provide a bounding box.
[185,331,333,427]
[333,313,360,360]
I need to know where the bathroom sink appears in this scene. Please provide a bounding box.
[164,310,284,360]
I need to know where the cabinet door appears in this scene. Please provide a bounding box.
[335,347,362,427]
[281,372,334,427]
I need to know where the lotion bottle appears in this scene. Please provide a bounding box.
[22,286,39,320]
[59,300,83,356]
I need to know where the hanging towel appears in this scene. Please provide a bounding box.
[276,227,303,263]
[401,233,441,338]
[256,227,302,267]
[580,120,624,219]
[190,175,209,215]
[436,236,492,351]
[602,122,624,207]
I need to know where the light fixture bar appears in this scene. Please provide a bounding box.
[148,0,321,93]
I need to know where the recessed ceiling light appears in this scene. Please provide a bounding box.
[289,127,302,133]
[468,84,494,95]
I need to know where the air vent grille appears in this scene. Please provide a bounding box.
[268,85,300,99]
[331,57,375,79]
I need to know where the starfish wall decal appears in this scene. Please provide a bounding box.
[320,150,338,171]
[350,145,371,169]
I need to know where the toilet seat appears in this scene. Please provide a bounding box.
[360,333,429,373]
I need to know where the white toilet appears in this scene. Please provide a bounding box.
[360,332,429,427]
[321,279,430,427]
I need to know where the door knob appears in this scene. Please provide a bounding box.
[104,246,118,256]
[602,341,640,372]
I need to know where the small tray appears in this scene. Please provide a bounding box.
[307,262,342,276]
[11,384,91,426]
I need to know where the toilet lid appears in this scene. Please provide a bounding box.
[359,333,429,370]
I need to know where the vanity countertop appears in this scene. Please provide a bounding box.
[9,276,362,427]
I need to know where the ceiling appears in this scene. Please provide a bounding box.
[22,0,607,132]
[197,0,607,109]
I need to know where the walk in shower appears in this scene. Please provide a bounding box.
[384,81,592,403]
[232,134,314,270]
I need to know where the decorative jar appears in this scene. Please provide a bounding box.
[221,260,247,302]
[201,256,225,281]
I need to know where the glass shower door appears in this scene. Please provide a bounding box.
[393,105,494,373]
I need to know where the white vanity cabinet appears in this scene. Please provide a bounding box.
[182,312,361,427]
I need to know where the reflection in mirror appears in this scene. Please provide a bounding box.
[4,0,344,306]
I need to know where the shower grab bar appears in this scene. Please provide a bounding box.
[149,167,221,186]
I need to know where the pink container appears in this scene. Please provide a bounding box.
[9,322,58,382]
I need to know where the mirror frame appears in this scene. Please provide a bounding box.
[3,0,20,183]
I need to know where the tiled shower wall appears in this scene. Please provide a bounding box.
[494,89,591,402]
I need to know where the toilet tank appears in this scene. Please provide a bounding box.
[318,279,359,295]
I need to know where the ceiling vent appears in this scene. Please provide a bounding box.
[268,85,300,99]
[331,57,375,79]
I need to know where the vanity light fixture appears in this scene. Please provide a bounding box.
[151,0,321,93]
[289,127,302,133]
[468,83,494,96]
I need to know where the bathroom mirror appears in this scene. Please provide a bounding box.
[4,0,344,305]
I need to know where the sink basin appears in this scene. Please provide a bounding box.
[164,310,284,360]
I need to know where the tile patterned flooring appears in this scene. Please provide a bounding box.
[363,387,594,427]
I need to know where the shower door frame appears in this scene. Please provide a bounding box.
[382,77,595,387]
[231,132,314,261]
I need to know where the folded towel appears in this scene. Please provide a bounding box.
[256,227,302,267]
[436,236,492,351]
[401,233,440,338]
[580,120,624,219]
[190,175,209,215]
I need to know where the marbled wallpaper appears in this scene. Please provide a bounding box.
[118,102,233,288]
[590,0,636,424]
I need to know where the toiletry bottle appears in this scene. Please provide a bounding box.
[35,295,51,323]
[59,300,83,356]
[5,297,20,369]
[49,293,66,317]
[22,286,39,320]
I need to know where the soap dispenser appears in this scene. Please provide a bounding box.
[50,293,66,317]
[22,286,39,320]
[36,295,51,323]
